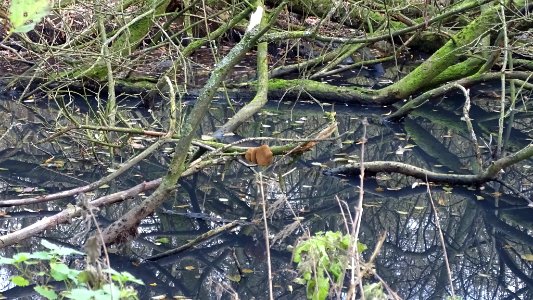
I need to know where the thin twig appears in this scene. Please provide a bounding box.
[426,178,455,298]
[259,172,274,300]
[496,0,509,158]
[457,83,483,168]
[348,118,368,300]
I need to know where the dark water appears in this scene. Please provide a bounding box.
[0,91,532,299]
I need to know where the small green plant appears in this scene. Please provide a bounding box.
[0,240,143,300]
[292,231,367,300]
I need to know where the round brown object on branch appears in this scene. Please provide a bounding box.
[244,145,273,166]
[255,145,273,166]
[245,147,256,163]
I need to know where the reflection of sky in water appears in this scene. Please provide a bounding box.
[0,95,532,299]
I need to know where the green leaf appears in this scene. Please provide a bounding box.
[329,262,343,279]
[42,240,83,256]
[357,241,368,253]
[106,270,144,285]
[101,283,121,299]
[30,251,53,260]
[363,282,386,299]
[63,287,100,300]
[50,262,79,282]
[8,0,51,33]
[293,277,306,285]
[34,285,58,300]
[11,275,30,287]
[0,256,15,265]
[12,253,30,263]
[118,286,139,299]
[76,271,91,284]
[155,237,170,244]
[315,276,330,300]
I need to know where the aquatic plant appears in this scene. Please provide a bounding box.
[0,240,143,300]
[292,231,370,300]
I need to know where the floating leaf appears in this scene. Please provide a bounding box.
[227,274,241,282]
[521,254,533,261]
[155,237,170,244]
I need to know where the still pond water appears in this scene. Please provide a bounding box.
[0,90,532,299]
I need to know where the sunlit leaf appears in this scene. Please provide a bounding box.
[12,253,30,263]
[521,254,533,261]
[34,285,58,300]
[11,276,30,287]
[64,287,99,300]
[50,262,80,282]
[0,256,15,265]
[107,270,143,285]
[357,241,367,253]
[155,237,170,244]
[9,0,51,33]
[42,240,83,256]
[227,274,241,282]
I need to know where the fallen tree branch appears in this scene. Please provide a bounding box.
[90,3,283,247]
[0,138,169,207]
[326,143,533,185]
[0,179,161,247]
[386,71,533,122]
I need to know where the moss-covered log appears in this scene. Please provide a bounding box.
[263,0,528,105]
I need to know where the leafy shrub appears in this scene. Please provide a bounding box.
[293,231,367,300]
[0,240,143,300]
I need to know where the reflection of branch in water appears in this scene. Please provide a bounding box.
[146,220,249,261]
[327,143,533,187]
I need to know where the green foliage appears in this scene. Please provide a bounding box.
[363,282,387,300]
[293,231,367,300]
[11,275,30,287]
[8,0,51,33]
[0,240,143,300]
[34,286,59,300]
